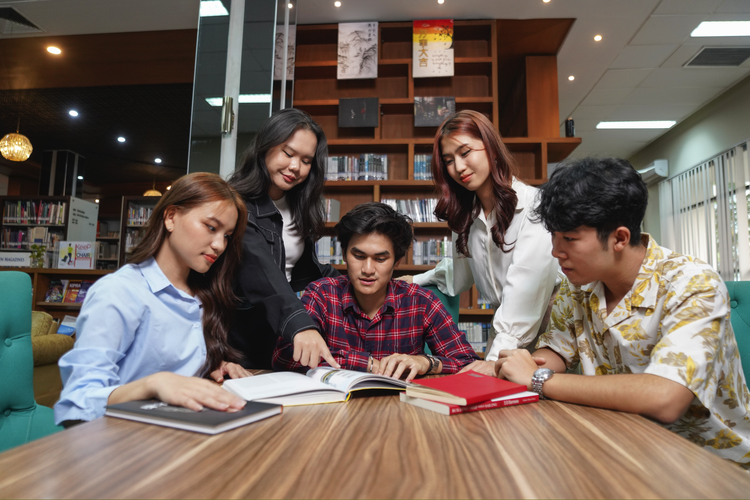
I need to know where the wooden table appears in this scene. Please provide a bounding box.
[1,393,749,499]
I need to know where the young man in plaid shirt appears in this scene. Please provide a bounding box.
[272,202,478,380]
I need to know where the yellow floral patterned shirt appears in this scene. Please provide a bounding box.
[538,234,750,467]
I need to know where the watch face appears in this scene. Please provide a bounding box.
[534,368,554,381]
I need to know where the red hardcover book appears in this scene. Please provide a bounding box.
[405,370,527,406]
[400,392,539,415]
[62,280,82,303]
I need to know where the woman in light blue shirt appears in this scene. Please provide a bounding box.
[55,173,251,425]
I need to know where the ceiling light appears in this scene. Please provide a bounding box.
[594,34,602,42]
[205,94,272,106]
[69,110,78,117]
[199,0,229,17]
[77,176,83,180]
[47,46,61,55]
[154,158,162,164]
[95,199,99,203]
[543,0,551,3]
[568,75,575,81]
[438,0,444,4]
[288,2,293,8]
[0,118,33,162]
[596,121,676,129]
[334,1,341,6]
[692,21,750,37]
[166,185,172,191]
[143,181,162,197]
[117,136,126,143]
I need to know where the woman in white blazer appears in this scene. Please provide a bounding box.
[403,110,560,376]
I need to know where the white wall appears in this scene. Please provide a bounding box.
[629,73,750,242]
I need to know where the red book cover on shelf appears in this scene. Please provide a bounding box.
[406,370,528,406]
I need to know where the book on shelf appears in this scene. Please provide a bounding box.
[127,206,154,226]
[105,399,282,435]
[315,236,343,265]
[75,280,95,304]
[399,391,539,415]
[414,96,455,127]
[2,200,66,225]
[44,279,69,303]
[406,370,527,406]
[414,153,433,181]
[338,97,379,127]
[321,197,340,222]
[458,322,490,352]
[62,280,82,303]
[222,366,410,406]
[413,237,452,265]
[325,154,388,181]
[381,198,439,223]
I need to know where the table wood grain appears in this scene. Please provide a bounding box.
[1,394,749,499]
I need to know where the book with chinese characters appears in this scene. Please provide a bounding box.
[105,399,282,435]
[223,367,410,406]
[399,391,539,415]
[405,370,527,406]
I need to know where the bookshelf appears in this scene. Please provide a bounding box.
[119,196,160,265]
[292,20,580,317]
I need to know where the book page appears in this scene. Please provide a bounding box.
[307,367,410,393]
[223,372,339,401]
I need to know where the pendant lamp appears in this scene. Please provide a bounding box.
[0,118,33,162]
[143,180,162,196]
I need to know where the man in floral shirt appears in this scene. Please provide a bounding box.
[497,157,750,468]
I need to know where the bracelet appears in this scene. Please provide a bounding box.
[421,354,436,375]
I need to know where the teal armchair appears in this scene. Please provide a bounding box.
[725,281,750,381]
[421,285,460,357]
[0,271,62,453]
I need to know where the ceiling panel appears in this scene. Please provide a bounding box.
[654,0,724,15]
[639,67,750,88]
[609,44,679,69]
[629,15,707,45]
[581,88,634,106]
[623,86,719,105]
[607,103,698,120]
[595,69,654,89]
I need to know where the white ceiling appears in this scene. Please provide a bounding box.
[4,0,750,161]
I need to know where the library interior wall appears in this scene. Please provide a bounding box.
[0,174,7,196]
[630,73,750,242]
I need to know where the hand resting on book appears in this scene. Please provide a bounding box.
[108,372,247,413]
[210,361,253,383]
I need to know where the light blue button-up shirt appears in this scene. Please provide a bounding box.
[54,257,207,423]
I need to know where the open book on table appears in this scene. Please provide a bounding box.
[223,367,411,406]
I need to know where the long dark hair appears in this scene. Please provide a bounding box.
[431,110,518,257]
[229,108,327,241]
[129,172,248,376]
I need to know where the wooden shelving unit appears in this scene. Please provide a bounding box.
[293,19,580,318]
[119,196,160,265]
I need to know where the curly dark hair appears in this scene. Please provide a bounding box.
[533,157,648,248]
[335,202,414,262]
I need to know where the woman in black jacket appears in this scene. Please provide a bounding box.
[228,108,340,369]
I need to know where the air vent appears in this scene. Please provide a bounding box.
[686,47,750,67]
[0,7,43,34]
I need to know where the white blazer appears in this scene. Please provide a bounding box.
[414,178,561,361]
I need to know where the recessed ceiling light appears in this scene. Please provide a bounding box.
[95,199,99,203]
[543,0,551,3]
[438,0,445,4]
[77,176,83,180]
[199,0,229,17]
[69,110,78,117]
[117,136,126,143]
[594,34,602,42]
[155,158,162,164]
[205,94,272,106]
[692,21,750,37]
[288,2,293,8]
[166,185,172,191]
[47,46,61,55]
[334,1,341,6]
[568,75,575,81]
[596,121,676,129]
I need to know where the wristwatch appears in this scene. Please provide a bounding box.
[531,368,554,399]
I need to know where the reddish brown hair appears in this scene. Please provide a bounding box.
[431,110,518,256]
[128,172,248,376]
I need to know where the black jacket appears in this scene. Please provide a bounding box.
[228,195,339,368]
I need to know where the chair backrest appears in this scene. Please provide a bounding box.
[0,271,61,452]
[422,285,459,324]
[725,281,750,382]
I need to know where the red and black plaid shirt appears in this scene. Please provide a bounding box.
[272,276,478,373]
